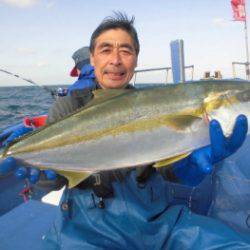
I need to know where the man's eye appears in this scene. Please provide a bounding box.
[100,49,110,54]
[120,50,132,55]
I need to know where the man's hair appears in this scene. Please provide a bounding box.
[90,12,140,55]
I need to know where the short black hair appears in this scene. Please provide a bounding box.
[90,12,140,55]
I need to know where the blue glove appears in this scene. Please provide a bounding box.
[15,166,57,184]
[172,114,248,186]
[0,156,57,183]
[0,118,58,184]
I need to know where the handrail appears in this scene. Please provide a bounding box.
[232,62,250,79]
[133,65,194,85]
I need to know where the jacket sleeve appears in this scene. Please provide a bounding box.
[47,96,76,124]
[47,89,94,124]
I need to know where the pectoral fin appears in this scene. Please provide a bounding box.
[36,164,92,188]
[56,170,92,188]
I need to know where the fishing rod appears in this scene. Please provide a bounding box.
[0,68,56,99]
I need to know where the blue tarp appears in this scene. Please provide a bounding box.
[0,200,58,250]
[0,137,249,249]
[42,168,250,249]
[209,135,250,234]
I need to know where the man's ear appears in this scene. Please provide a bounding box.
[90,53,95,67]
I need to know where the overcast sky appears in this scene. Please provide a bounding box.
[0,0,249,86]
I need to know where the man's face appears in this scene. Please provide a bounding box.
[90,28,138,89]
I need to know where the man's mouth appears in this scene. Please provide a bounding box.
[104,71,126,80]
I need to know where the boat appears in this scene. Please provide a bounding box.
[0,40,249,249]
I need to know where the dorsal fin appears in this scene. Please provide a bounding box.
[84,89,133,108]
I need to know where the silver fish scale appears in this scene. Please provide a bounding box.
[4,81,250,174]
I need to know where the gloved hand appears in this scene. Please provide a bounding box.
[0,156,65,191]
[0,114,63,189]
[17,163,67,190]
[0,156,57,182]
[0,116,41,180]
[172,114,248,186]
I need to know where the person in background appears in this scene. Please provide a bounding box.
[56,46,95,97]
[66,46,95,96]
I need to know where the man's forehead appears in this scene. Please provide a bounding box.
[95,29,134,46]
[96,40,134,49]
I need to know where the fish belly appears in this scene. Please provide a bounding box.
[14,118,209,172]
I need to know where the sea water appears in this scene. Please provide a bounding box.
[0,86,55,130]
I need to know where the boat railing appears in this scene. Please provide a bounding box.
[133,65,194,85]
[232,61,250,80]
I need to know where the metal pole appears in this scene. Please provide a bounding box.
[244,3,250,80]
[133,72,137,85]
[165,69,169,84]
[232,62,236,78]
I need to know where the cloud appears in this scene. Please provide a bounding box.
[212,18,230,28]
[0,0,38,8]
[36,61,49,67]
[16,47,36,55]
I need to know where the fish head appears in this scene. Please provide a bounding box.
[204,83,250,136]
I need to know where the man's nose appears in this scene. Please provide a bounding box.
[110,50,121,65]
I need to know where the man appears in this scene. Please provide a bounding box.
[41,13,250,249]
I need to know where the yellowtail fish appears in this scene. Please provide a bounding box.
[1,80,250,187]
